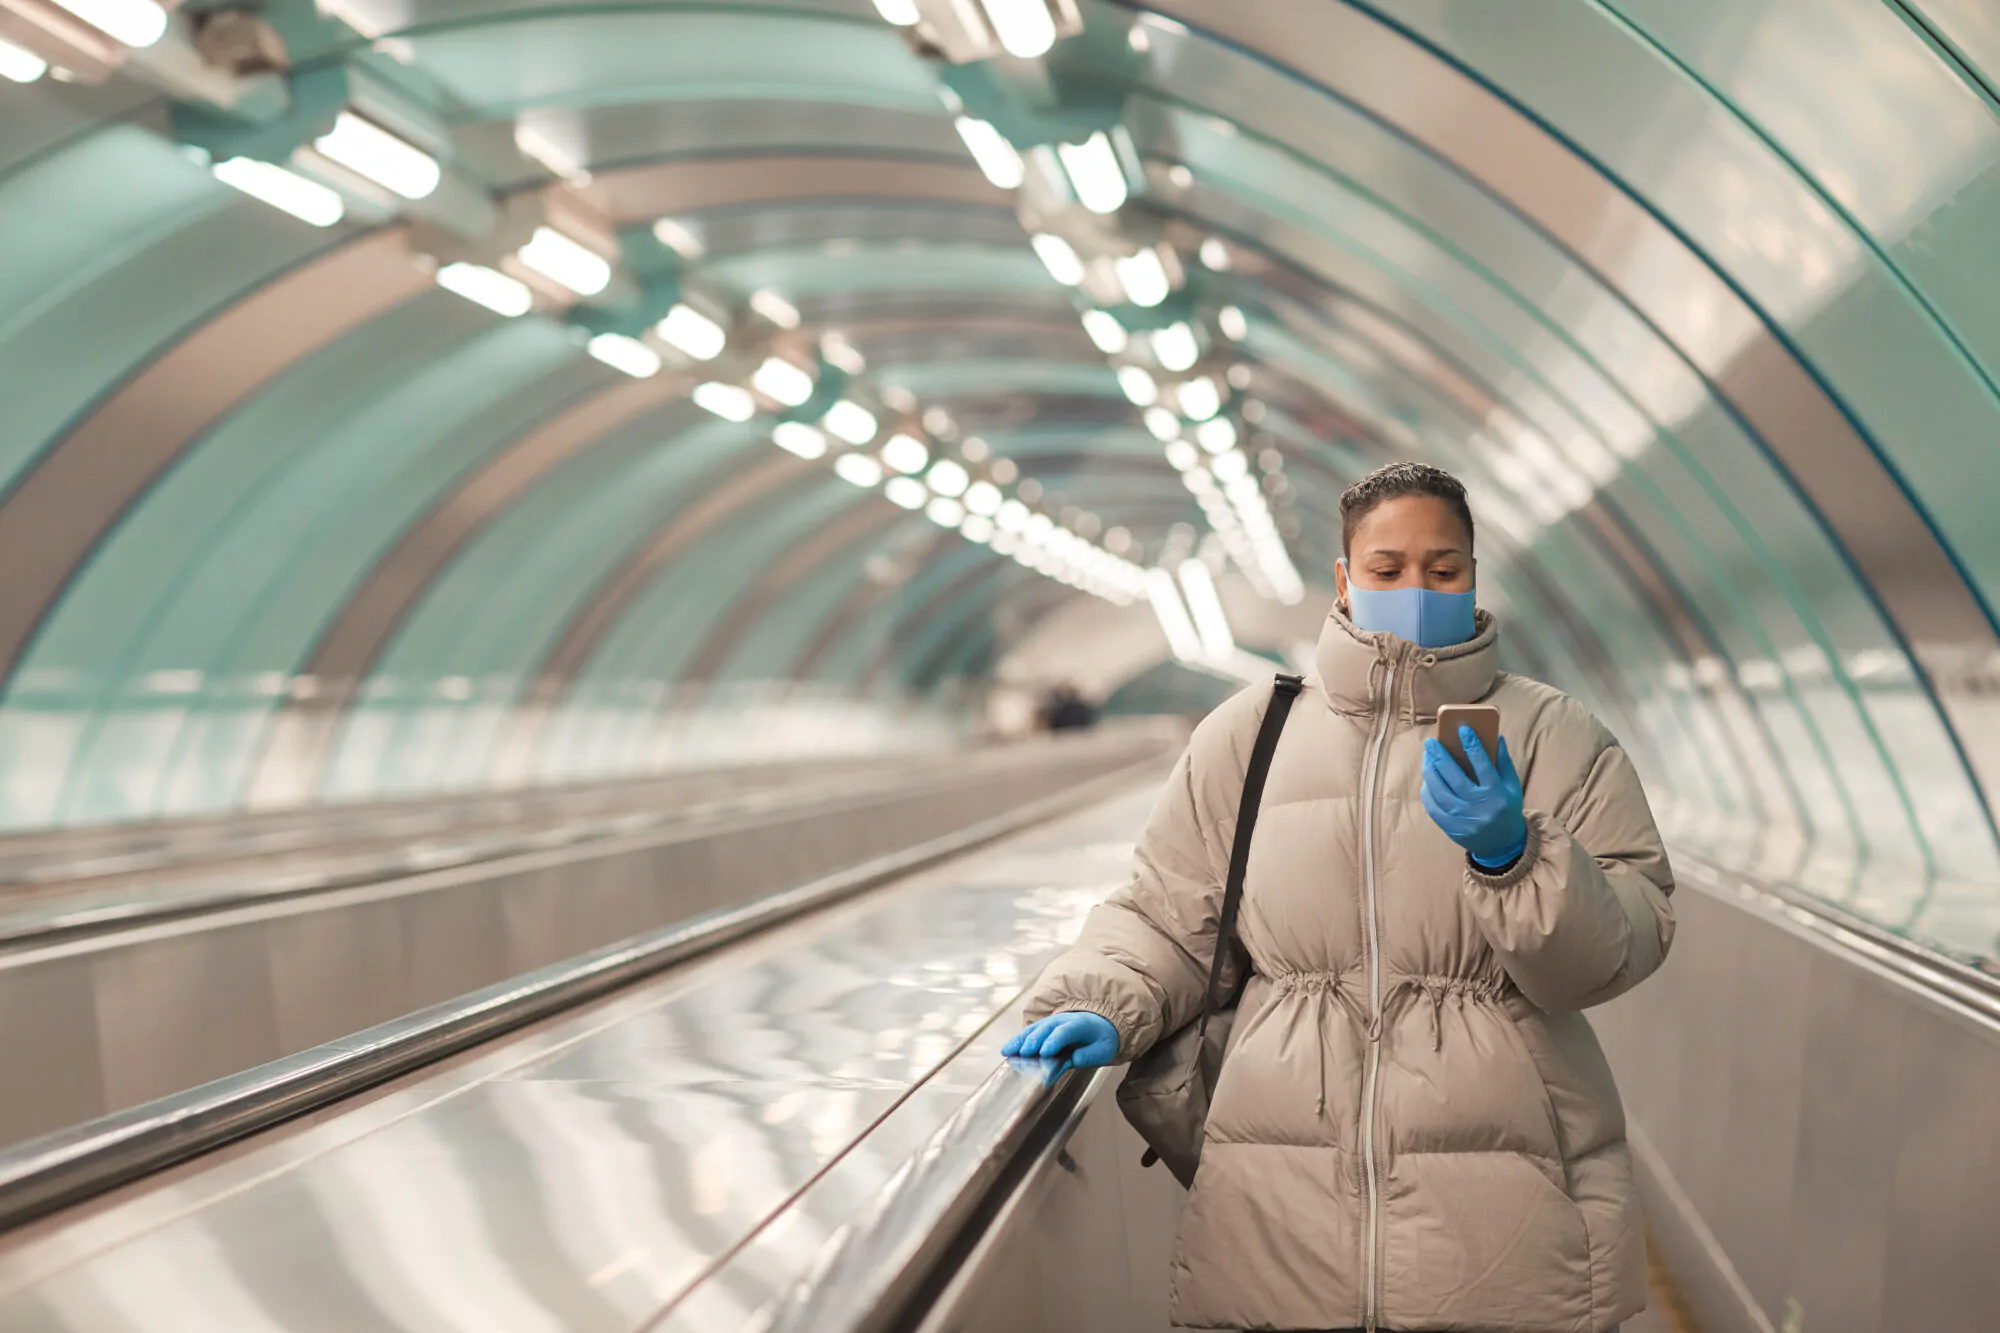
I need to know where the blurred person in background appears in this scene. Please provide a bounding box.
[1039,680,1098,732]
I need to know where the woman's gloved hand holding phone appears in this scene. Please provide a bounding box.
[1421,722,1528,870]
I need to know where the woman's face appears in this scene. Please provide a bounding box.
[1336,495,1474,607]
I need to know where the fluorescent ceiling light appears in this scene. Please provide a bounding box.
[927,496,967,528]
[587,333,661,378]
[1151,322,1200,373]
[1114,247,1170,307]
[996,499,1030,531]
[962,514,996,544]
[1145,568,1203,662]
[212,158,344,227]
[1196,417,1238,453]
[820,331,866,375]
[1200,237,1232,271]
[1081,310,1128,354]
[1143,407,1180,442]
[963,480,1003,515]
[1212,448,1250,482]
[0,37,50,82]
[835,452,884,488]
[313,111,440,201]
[435,263,532,317]
[1177,375,1221,421]
[1116,365,1158,408]
[979,0,1057,58]
[1056,132,1128,214]
[693,382,757,422]
[1179,560,1235,662]
[1218,304,1249,341]
[822,400,879,445]
[656,304,726,360]
[1164,439,1200,471]
[927,459,971,497]
[518,225,612,297]
[752,357,815,407]
[773,422,828,459]
[51,0,166,47]
[1030,233,1084,286]
[881,433,930,475]
[885,477,928,510]
[872,0,919,22]
[652,217,703,258]
[751,289,800,329]
[514,121,588,183]
[954,117,1024,190]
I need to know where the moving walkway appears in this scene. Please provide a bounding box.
[0,742,1177,1331]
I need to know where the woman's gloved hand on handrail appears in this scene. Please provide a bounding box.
[1421,725,1528,870]
[1001,1010,1118,1078]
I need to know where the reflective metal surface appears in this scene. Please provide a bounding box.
[1592,856,2000,1333]
[0,783,1160,1332]
[0,735,1166,1149]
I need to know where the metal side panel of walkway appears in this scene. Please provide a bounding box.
[0,782,1164,1332]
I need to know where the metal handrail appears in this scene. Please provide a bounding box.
[0,751,1168,1232]
[756,1059,1110,1333]
[0,738,1152,951]
[1677,852,2000,1031]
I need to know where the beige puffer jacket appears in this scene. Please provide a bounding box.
[1025,610,1674,1333]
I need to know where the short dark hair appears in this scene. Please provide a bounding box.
[1339,462,1474,558]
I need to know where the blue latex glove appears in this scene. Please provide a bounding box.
[1000,1011,1118,1079]
[1422,726,1528,869]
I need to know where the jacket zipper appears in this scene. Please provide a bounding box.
[1358,655,1398,1333]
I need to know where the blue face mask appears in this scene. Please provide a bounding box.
[1341,562,1477,649]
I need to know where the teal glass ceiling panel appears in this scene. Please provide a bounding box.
[1371,0,2000,623]
[0,82,154,177]
[701,242,1054,303]
[0,293,463,830]
[713,526,918,686]
[875,360,1121,401]
[1898,1,2000,96]
[325,411,763,800]
[149,327,600,820]
[533,473,862,780]
[1608,0,2000,381]
[405,11,936,118]
[28,303,588,827]
[457,101,960,188]
[0,128,321,493]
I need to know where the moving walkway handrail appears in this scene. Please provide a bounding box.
[756,1058,1109,1333]
[0,750,1168,1233]
[1677,853,2000,1031]
[0,736,1151,950]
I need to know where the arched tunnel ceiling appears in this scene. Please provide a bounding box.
[1,0,1999,958]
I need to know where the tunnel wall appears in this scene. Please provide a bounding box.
[2,2,1996,963]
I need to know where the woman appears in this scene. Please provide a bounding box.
[1004,462,1673,1333]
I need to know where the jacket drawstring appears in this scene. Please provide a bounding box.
[1278,973,1340,1117]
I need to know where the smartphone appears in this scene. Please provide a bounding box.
[1435,704,1502,780]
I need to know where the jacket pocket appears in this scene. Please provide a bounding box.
[1495,1008,1571,1194]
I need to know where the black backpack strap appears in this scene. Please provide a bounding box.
[1198,673,1304,1028]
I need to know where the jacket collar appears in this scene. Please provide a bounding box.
[1314,607,1500,719]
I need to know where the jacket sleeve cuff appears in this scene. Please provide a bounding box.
[1020,994,1149,1063]
[1466,816,1543,891]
